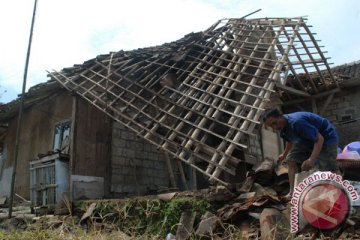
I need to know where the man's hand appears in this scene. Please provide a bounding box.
[278,142,293,162]
[301,159,315,171]
[302,133,323,171]
[279,153,286,162]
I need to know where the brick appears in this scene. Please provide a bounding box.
[112,147,123,157]
[132,158,142,166]
[133,142,144,150]
[136,152,148,159]
[326,115,337,122]
[148,160,157,168]
[124,175,136,184]
[147,168,158,177]
[123,149,135,158]
[111,175,124,183]
[148,152,158,161]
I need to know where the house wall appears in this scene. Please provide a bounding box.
[0,92,72,198]
[320,86,360,147]
[0,145,11,197]
[320,61,360,147]
[261,128,283,161]
[110,122,172,197]
[71,97,112,200]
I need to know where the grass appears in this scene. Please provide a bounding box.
[0,197,358,240]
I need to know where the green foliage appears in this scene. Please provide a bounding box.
[163,197,212,233]
[81,197,213,237]
[116,199,167,236]
[0,198,214,239]
[92,201,116,222]
[0,227,63,240]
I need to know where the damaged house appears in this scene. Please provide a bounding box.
[0,17,346,206]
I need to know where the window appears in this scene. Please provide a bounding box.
[339,114,356,125]
[53,121,71,151]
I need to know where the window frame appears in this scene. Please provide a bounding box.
[52,119,71,151]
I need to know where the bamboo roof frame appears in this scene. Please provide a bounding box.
[49,17,340,186]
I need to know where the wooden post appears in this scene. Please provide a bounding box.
[165,153,177,188]
[8,0,38,219]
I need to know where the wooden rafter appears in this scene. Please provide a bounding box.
[49,17,337,185]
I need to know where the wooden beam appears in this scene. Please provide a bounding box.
[283,88,340,106]
[69,96,77,202]
[339,77,360,88]
[165,153,177,188]
[312,98,318,114]
[275,83,311,97]
[319,93,334,116]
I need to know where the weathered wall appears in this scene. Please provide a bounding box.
[1,92,72,198]
[318,61,360,147]
[0,144,10,196]
[247,134,263,164]
[111,122,172,197]
[261,127,283,161]
[0,167,12,197]
[320,86,360,147]
[71,97,112,200]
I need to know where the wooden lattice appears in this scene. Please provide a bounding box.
[49,17,335,185]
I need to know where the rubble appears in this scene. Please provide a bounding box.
[195,211,220,238]
[0,197,6,207]
[2,159,360,239]
[259,208,290,240]
[176,211,196,240]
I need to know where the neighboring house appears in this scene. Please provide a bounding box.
[0,17,343,206]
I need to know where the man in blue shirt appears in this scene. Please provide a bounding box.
[262,108,339,198]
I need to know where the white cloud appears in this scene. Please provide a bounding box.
[0,0,359,103]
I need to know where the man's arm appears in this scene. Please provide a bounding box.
[301,133,324,171]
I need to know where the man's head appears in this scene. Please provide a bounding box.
[262,108,286,131]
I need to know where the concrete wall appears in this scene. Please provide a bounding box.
[0,168,12,197]
[248,134,263,164]
[261,127,283,161]
[111,122,171,197]
[320,86,360,147]
[320,61,360,147]
[0,144,9,196]
[72,175,104,200]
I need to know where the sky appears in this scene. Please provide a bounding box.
[0,0,359,103]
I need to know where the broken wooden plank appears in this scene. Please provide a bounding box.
[79,202,97,224]
[176,211,196,240]
[275,82,311,97]
[0,197,6,206]
[260,208,289,240]
[195,211,219,238]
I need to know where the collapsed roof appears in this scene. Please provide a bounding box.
[44,17,340,185]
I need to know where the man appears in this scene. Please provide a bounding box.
[262,108,339,197]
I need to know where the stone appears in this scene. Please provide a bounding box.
[176,211,196,240]
[195,211,219,238]
[260,208,290,240]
